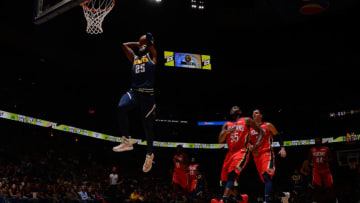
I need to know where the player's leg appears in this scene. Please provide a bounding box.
[219,154,235,202]
[233,186,248,203]
[312,169,323,203]
[255,151,275,203]
[113,90,137,152]
[140,94,156,172]
[212,154,231,203]
[222,172,248,203]
[172,171,187,201]
[172,174,180,200]
[222,170,238,202]
[262,172,272,203]
[225,150,250,203]
[188,179,196,203]
[323,172,336,203]
[171,182,179,201]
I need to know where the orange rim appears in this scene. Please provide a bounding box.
[81,0,115,12]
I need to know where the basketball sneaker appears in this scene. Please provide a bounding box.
[142,153,154,172]
[239,194,248,203]
[112,136,133,152]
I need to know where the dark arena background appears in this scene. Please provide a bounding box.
[1,0,360,202]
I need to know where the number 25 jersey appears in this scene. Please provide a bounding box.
[131,53,156,89]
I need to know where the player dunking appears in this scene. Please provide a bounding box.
[212,106,265,203]
[112,33,157,173]
[309,137,335,203]
[250,109,287,203]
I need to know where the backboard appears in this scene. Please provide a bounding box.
[33,0,86,25]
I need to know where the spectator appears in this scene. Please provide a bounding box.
[86,186,97,203]
[44,184,56,203]
[31,183,45,203]
[119,188,130,202]
[137,190,144,202]
[71,184,81,202]
[78,185,90,203]
[23,182,33,200]
[63,186,73,203]
[8,183,20,203]
[108,167,118,203]
[18,184,28,203]
[92,185,104,203]
[192,172,208,203]
[130,188,142,202]
[52,184,61,203]
[0,182,6,203]
[300,159,313,202]
[290,169,304,203]
[64,185,79,203]
[57,185,66,202]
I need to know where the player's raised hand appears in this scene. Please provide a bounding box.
[146,32,154,46]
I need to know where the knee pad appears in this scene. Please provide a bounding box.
[228,170,237,181]
[226,170,238,188]
[262,172,271,183]
[226,180,234,189]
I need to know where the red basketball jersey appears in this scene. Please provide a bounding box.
[311,146,330,170]
[250,122,273,154]
[225,118,250,153]
[174,153,188,173]
[188,164,199,181]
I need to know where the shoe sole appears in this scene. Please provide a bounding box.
[143,155,154,172]
[112,146,134,152]
[142,166,152,173]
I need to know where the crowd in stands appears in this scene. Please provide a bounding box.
[0,123,360,203]
[0,147,180,203]
[2,144,360,203]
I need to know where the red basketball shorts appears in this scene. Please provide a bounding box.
[172,171,188,189]
[221,149,250,181]
[312,168,333,188]
[253,150,276,183]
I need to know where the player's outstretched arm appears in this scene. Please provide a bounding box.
[268,123,286,158]
[146,32,157,64]
[122,42,140,62]
[247,117,265,153]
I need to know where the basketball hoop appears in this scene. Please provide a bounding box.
[81,0,115,34]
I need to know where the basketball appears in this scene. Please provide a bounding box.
[139,35,147,46]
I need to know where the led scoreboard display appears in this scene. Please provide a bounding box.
[164,51,211,70]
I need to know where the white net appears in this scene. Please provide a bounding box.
[81,0,115,34]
